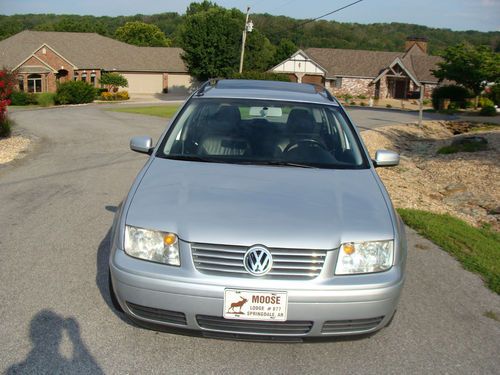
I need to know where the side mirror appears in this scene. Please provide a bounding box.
[373,150,399,168]
[130,136,154,155]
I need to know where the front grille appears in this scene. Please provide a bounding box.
[321,316,384,334]
[126,302,187,325]
[191,243,327,279]
[197,315,313,335]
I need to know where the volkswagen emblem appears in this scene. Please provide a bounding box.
[243,246,273,276]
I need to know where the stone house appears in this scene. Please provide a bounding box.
[271,38,442,99]
[0,30,193,94]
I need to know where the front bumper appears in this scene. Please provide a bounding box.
[110,246,405,338]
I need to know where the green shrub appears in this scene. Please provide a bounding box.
[422,99,431,106]
[10,91,36,106]
[360,101,366,106]
[357,94,367,99]
[386,104,392,108]
[478,97,494,108]
[480,105,497,116]
[229,71,291,82]
[0,117,12,137]
[431,85,472,110]
[35,93,56,107]
[55,81,96,105]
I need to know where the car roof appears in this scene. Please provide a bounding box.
[195,79,339,106]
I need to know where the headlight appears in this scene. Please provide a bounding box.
[335,240,393,275]
[124,225,180,266]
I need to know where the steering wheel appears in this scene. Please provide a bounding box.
[284,139,328,153]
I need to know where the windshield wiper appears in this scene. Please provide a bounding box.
[165,155,318,168]
[165,155,225,163]
[249,160,318,169]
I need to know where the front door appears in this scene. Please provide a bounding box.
[394,79,408,99]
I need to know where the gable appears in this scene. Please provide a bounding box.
[15,54,57,73]
[372,57,421,86]
[271,50,326,75]
[33,44,77,70]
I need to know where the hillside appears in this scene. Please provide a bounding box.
[0,12,499,54]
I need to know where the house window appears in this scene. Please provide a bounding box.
[27,74,42,93]
[334,78,343,88]
[81,73,87,82]
[74,72,79,81]
[18,75,24,92]
[90,73,96,86]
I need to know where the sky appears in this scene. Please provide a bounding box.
[0,0,499,32]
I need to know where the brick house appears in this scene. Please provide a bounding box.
[271,38,442,99]
[0,30,193,94]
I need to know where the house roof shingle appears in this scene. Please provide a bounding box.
[304,47,441,83]
[0,30,187,73]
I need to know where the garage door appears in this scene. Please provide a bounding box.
[120,73,163,94]
[302,75,324,85]
[168,74,193,94]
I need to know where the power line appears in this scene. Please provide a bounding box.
[295,0,364,28]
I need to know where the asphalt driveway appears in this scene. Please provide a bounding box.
[1,105,499,374]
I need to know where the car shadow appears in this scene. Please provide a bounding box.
[95,210,129,324]
[5,310,104,374]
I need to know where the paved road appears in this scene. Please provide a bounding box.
[1,106,499,374]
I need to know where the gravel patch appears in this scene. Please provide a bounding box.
[0,135,31,164]
[362,121,500,230]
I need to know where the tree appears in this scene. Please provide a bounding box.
[272,39,297,66]
[179,7,242,80]
[433,43,500,107]
[100,73,128,93]
[244,31,276,71]
[186,1,219,16]
[115,21,171,47]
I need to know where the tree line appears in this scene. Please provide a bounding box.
[1,1,499,82]
[1,2,499,54]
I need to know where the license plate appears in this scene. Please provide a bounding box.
[223,289,288,321]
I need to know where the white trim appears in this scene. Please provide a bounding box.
[372,58,421,86]
[13,54,58,73]
[35,43,78,69]
[270,49,327,76]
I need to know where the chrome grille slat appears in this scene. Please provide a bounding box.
[192,243,327,279]
[197,315,313,335]
[321,316,384,334]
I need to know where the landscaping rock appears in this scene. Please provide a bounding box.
[451,136,488,147]
[361,120,500,230]
[441,183,467,196]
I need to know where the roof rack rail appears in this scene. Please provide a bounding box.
[308,83,335,102]
[196,78,220,96]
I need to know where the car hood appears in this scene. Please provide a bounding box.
[126,158,394,250]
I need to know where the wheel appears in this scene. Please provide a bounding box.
[108,271,124,313]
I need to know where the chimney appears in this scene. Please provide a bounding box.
[405,36,428,54]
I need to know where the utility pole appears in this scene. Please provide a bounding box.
[239,6,251,74]
[418,84,424,127]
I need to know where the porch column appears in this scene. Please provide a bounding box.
[295,72,305,83]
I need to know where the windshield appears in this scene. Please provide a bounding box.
[157,98,368,169]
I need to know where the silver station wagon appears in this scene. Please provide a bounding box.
[109,79,407,340]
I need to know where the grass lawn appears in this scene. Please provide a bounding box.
[398,208,500,294]
[107,105,180,118]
